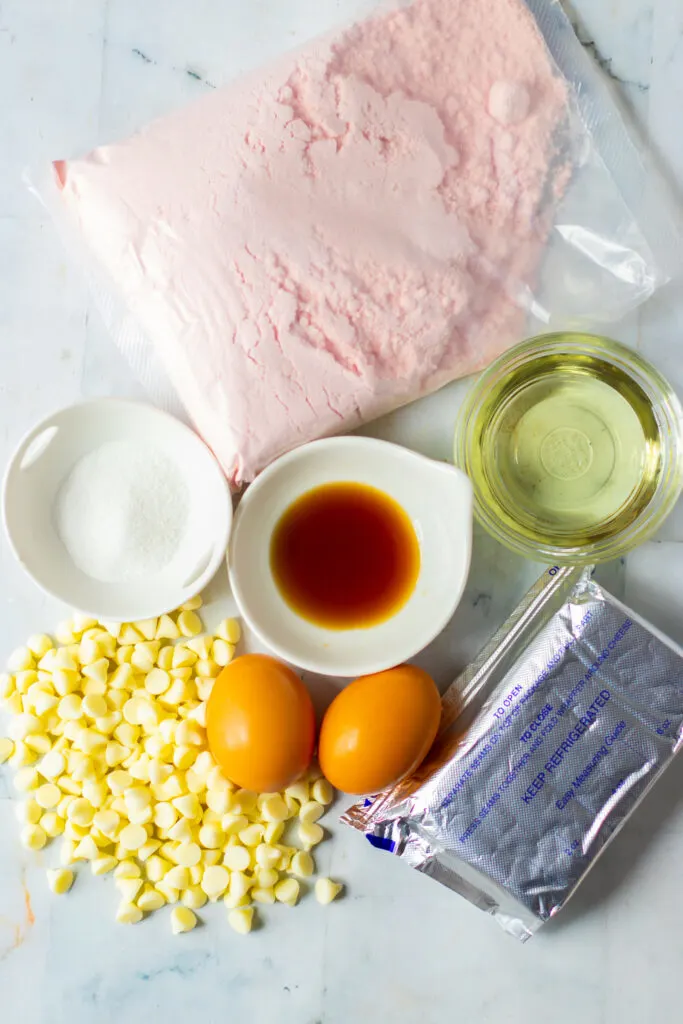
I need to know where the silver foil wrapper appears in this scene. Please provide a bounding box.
[342,566,683,940]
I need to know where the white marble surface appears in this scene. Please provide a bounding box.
[2,1,683,1020]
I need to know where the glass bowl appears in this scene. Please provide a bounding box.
[454,333,683,565]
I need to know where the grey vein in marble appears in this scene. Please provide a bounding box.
[131,46,216,89]
[576,33,650,93]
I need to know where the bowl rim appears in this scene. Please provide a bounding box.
[2,397,233,619]
[228,435,473,676]
[454,332,683,565]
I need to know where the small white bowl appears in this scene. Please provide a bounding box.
[228,437,473,676]
[3,399,233,621]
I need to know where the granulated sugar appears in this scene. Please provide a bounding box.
[55,441,190,582]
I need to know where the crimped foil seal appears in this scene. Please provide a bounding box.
[343,566,683,940]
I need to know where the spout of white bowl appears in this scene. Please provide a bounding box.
[424,459,473,522]
[417,458,474,605]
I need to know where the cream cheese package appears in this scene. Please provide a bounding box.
[343,566,683,939]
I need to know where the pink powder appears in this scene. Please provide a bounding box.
[56,0,568,484]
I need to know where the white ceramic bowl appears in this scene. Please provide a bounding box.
[228,437,473,676]
[3,399,233,621]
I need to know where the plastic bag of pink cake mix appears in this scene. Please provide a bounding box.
[39,0,683,485]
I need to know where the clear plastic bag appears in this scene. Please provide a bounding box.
[34,0,683,485]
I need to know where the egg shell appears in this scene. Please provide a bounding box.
[206,654,315,793]
[318,665,441,794]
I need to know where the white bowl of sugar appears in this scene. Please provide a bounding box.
[3,399,233,621]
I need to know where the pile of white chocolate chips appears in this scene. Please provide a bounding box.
[0,598,342,935]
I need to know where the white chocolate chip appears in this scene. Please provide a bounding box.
[239,823,264,847]
[170,906,198,934]
[252,886,275,905]
[47,868,74,895]
[299,800,324,824]
[177,611,202,638]
[82,693,108,719]
[212,640,234,667]
[145,668,171,696]
[35,783,61,809]
[119,823,148,851]
[116,877,143,903]
[21,824,47,850]
[228,907,254,935]
[114,861,142,881]
[116,902,143,925]
[0,737,16,764]
[289,851,315,878]
[298,822,324,850]
[275,878,300,906]
[181,886,207,910]
[311,778,334,805]
[92,855,118,876]
[14,767,39,793]
[40,811,65,837]
[27,635,53,659]
[315,878,343,904]
[216,619,241,645]
[138,887,166,912]
[200,865,229,899]
[8,647,35,672]
[255,844,281,870]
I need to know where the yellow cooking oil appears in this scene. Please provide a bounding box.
[473,351,662,544]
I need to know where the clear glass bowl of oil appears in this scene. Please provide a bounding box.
[455,333,683,564]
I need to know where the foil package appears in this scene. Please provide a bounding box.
[342,566,683,940]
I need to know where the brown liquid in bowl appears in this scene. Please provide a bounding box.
[270,482,420,630]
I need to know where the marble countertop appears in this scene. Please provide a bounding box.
[2,1,683,1021]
